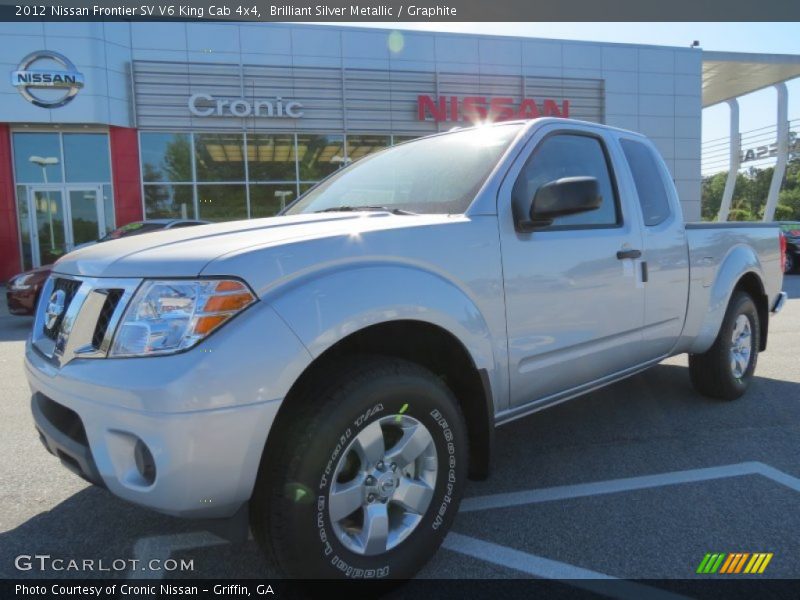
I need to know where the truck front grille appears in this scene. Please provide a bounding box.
[42,277,82,341]
[91,289,125,349]
[32,276,140,365]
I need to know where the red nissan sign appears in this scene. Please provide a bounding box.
[417,95,570,123]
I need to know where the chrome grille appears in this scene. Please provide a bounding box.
[42,278,82,341]
[91,289,124,350]
[32,275,141,366]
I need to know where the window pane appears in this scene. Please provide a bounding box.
[144,184,194,219]
[33,190,66,265]
[140,132,192,182]
[16,186,32,271]
[197,184,247,222]
[13,133,62,183]
[247,134,296,181]
[346,135,390,162]
[620,139,672,227]
[103,184,115,230]
[250,184,296,218]
[195,133,245,182]
[63,133,110,182]
[297,134,345,180]
[513,135,619,228]
[69,189,102,246]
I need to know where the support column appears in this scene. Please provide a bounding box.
[717,99,740,222]
[763,83,789,222]
[109,126,143,227]
[0,124,21,281]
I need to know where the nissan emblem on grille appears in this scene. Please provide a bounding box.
[44,289,66,330]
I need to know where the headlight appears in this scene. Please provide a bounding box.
[109,279,256,357]
[11,273,34,290]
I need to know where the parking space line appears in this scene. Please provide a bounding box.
[755,463,800,492]
[460,461,800,513]
[443,533,689,600]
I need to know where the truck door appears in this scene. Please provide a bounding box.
[497,127,646,408]
[618,137,690,360]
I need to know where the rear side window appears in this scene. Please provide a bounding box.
[620,139,672,227]
[512,134,620,228]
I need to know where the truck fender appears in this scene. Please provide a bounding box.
[266,263,497,377]
[687,243,765,354]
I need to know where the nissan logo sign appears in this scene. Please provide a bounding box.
[11,51,84,108]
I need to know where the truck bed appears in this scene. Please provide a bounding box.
[679,222,784,354]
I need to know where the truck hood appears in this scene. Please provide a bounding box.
[52,212,460,280]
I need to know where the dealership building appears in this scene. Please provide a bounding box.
[1,22,799,279]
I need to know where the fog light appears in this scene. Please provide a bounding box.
[134,439,156,485]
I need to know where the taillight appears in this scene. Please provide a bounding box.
[779,232,787,272]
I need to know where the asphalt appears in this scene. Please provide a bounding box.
[1,276,799,584]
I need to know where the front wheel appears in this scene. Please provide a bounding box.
[250,357,468,579]
[689,291,760,400]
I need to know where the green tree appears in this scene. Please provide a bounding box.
[701,172,726,220]
[701,157,800,221]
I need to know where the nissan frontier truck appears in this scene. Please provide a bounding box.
[26,119,787,579]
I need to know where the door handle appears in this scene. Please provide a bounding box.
[616,249,642,260]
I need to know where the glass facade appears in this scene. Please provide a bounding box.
[141,132,415,221]
[12,131,114,270]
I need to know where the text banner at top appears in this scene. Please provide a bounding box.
[0,0,798,21]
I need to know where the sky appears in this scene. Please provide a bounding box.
[314,22,799,173]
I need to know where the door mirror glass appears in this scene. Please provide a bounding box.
[522,177,601,230]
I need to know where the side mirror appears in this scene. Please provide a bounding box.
[517,176,602,232]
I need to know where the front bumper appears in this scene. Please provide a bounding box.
[24,301,312,519]
[27,359,281,518]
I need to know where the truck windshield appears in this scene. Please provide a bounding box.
[284,124,522,215]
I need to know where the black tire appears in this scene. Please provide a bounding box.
[250,356,468,580]
[689,291,760,400]
[786,252,796,274]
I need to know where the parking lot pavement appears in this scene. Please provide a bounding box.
[1,277,799,583]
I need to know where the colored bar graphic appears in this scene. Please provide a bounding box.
[711,553,725,573]
[699,552,773,575]
[696,553,713,574]
[758,553,773,573]
[719,553,736,574]
[745,554,762,573]
[735,553,749,573]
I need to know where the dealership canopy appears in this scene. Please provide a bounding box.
[702,51,800,107]
[700,51,800,222]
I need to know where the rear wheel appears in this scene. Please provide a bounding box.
[689,291,760,400]
[250,356,468,579]
[786,252,795,274]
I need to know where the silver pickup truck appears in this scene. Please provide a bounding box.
[26,119,786,580]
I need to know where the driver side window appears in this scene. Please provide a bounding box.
[512,134,620,228]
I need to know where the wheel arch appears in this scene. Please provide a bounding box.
[732,272,769,351]
[688,244,769,354]
[261,319,495,482]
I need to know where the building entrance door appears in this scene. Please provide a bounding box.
[26,185,106,267]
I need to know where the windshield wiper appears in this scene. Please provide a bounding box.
[315,205,417,215]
